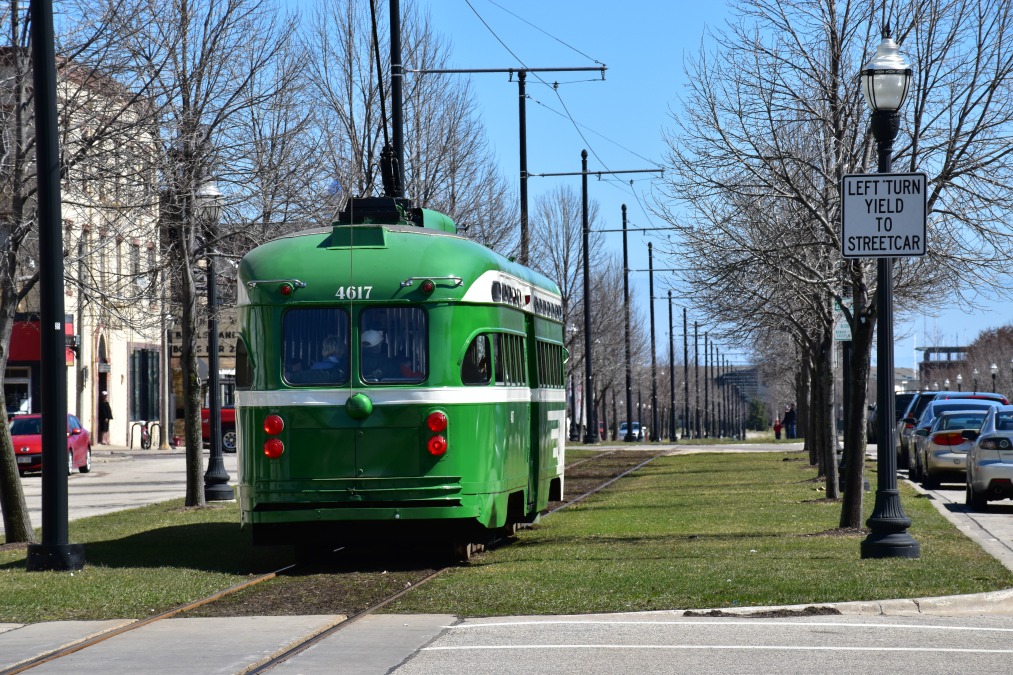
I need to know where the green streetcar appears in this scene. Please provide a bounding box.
[234,197,567,559]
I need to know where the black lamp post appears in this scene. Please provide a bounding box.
[991,363,998,392]
[973,368,980,392]
[860,26,919,559]
[944,378,950,391]
[957,373,963,391]
[199,180,234,502]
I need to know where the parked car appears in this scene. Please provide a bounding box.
[867,391,917,444]
[12,413,92,476]
[618,421,643,440]
[912,409,990,488]
[201,405,237,452]
[897,391,1008,469]
[963,405,1013,510]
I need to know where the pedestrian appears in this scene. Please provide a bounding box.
[99,391,113,445]
[773,416,782,440]
[783,403,798,439]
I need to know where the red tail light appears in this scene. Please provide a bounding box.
[426,411,448,432]
[264,438,284,458]
[930,431,965,446]
[263,414,284,435]
[904,422,914,430]
[427,435,448,456]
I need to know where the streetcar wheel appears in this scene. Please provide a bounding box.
[452,542,474,562]
[80,448,92,474]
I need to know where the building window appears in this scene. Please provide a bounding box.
[129,348,160,421]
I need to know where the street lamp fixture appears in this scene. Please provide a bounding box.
[859,26,919,559]
[974,368,980,392]
[198,180,234,502]
[933,382,938,391]
[991,363,998,392]
[957,373,963,391]
[944,378,950,389]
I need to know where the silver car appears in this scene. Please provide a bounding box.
[964,405,1013,510]
[910,399,1002,482]
[913,410,988,489]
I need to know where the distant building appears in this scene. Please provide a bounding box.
[917,346,968,391]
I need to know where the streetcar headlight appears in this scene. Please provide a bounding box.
[427,435,448,456]
[263,414,284,435]
[264,438,284,458]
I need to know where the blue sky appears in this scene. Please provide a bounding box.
[421,0,1010,370]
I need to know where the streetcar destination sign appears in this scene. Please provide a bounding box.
[841,173,927,258]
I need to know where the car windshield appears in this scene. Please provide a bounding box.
[936,413,986,430]
[10,417,41,435]
[922,401,996,423]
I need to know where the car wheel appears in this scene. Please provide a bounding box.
[79,447,92,474]
[67,450,75,476]
[222,427,237,453]
[921,470,938,489]
[899,446,910,471]
[966,482,988,511]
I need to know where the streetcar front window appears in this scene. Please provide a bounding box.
[360,307,427,384]
[282,308,350,386]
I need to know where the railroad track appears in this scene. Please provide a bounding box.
[1,448,664,675]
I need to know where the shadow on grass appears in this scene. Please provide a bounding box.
[0,523,292,575]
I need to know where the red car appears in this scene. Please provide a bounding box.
[201,405,237,452]
[12,413,93,476]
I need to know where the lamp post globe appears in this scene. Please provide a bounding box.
[944,379,950,390]
[957,373,963,391]
[860,26,919,560]
[974,368,980,392]
[991,363,998,392]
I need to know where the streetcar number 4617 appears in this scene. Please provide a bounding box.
[335,285,373,300]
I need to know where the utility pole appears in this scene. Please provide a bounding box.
[533,158,662,443]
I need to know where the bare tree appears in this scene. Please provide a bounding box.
[658,0,1013,527]
[95,0,301,506]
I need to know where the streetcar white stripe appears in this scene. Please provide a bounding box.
[236,387,566,407]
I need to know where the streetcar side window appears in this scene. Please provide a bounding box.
[493,333,526,386]
[282,308,350,386]
[359,307,427,384]
[535,340,564,388]
[462,334,491,385]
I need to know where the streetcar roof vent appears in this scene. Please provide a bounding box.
[333,197,457,234]
[335,197,420,226]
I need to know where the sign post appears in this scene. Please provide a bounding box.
[841,173,927,258]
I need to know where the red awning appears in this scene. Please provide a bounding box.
[10,320,76,365]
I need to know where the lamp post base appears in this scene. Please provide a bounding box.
[26,543,86,571]
[204,481,235,502]
[861,489,920,559]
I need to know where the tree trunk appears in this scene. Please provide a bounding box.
[817,327,840,499]
[840,297,874,528]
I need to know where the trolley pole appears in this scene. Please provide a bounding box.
[411,66,605,265]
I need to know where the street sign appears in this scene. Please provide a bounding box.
[834,318,852,341]
[841,173,927,258]
[170,310,237,358]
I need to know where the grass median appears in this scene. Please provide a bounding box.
[387,451,1013,615]
[2,450,1011,622]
